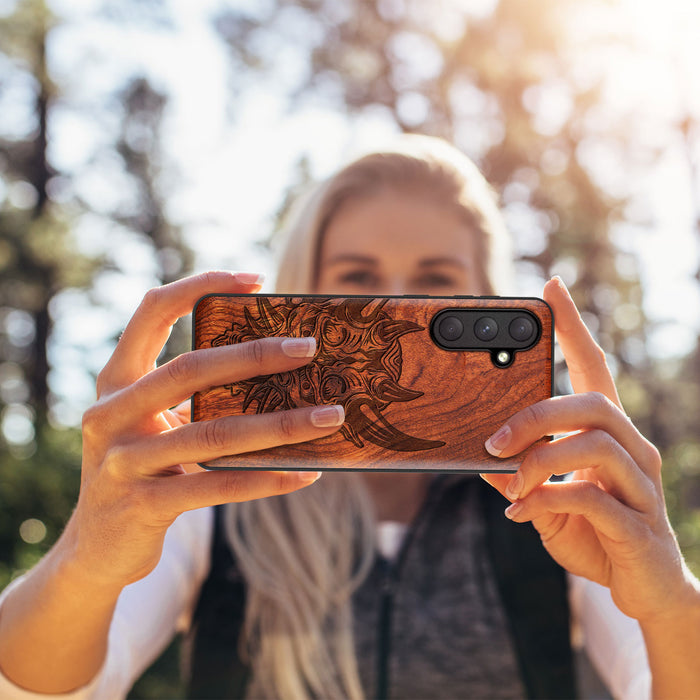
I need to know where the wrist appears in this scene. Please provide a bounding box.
[52,515,131,597]
[638,565,700,630]
[637,570,700,699]
[0,534,122,693]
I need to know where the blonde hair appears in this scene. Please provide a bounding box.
[224,135,514,699]
[225,474,375,699]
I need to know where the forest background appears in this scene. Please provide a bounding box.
[1,0,700,696]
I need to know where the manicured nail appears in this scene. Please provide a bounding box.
[281,337,316,358]
[298,471,322,484]
[310,405,345,428]
[552,275,568,294]
[505,501,523,520]
[235,272,265,286]
[485,425,511,457]
[505,471,524,500]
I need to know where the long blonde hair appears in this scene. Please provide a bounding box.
[225,474,375,700]
[224,135,512,699]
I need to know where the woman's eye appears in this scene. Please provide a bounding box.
[414,274,456,289]
[338,270,380,287]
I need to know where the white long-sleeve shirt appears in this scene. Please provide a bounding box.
[0,507,651,699]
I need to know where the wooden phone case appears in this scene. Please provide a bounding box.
[191,294,553,472]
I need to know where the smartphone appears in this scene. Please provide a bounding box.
[191,294,553,472]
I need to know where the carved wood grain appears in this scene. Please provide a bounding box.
[192,294,553,472]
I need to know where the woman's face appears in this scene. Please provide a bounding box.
[315,189,484,296]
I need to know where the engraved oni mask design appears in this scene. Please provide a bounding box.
[211,297,445,452]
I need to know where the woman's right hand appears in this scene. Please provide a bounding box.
[64,271,344,590]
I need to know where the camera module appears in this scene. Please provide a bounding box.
[474,317,498,342]
[430,307,541,354]
[438,315,464,341]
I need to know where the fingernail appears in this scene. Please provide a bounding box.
[281,337,316,358]
[552,275,568,293]
[485,425,511,457]
[505,501,523,520]
[310,405,345,428]
[505,471,523,500]
[298,471,322,484]
[235,272,265,286]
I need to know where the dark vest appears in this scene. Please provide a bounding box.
[183,477,576,699]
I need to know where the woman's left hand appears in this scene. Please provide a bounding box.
[481,277,697,625]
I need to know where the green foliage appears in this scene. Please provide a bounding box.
[0,2,196,693]
[662,440,700,578]
[0,423,81,590]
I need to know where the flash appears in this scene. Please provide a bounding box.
[496,350,511,366]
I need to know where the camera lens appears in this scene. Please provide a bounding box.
[474,317,498,341]
[509,316,535,342]
[438,315,464,341]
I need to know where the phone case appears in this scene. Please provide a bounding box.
[191,294,553,472]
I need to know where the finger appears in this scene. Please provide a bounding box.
[169,401,191,427]
[479,473,513,501]
[543,277,621,408]
[160,402,191,430]
[99,271,265,393]
[504,430,656,512]
[107,404,345,474]
[504,480,643,545]
[111,336,318,424]
[152,468,323,515]
[484,392,659,479]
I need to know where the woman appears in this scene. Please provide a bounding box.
[0,136,698,699]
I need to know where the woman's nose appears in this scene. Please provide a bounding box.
[387,280,409,296]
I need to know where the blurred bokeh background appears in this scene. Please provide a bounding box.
[1,0,699,695]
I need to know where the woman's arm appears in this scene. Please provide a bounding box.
[0,507,213,700]
[0,271,344,694]
[638,579,700,699]
[482,276,700,699]
[0,547,122,696]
